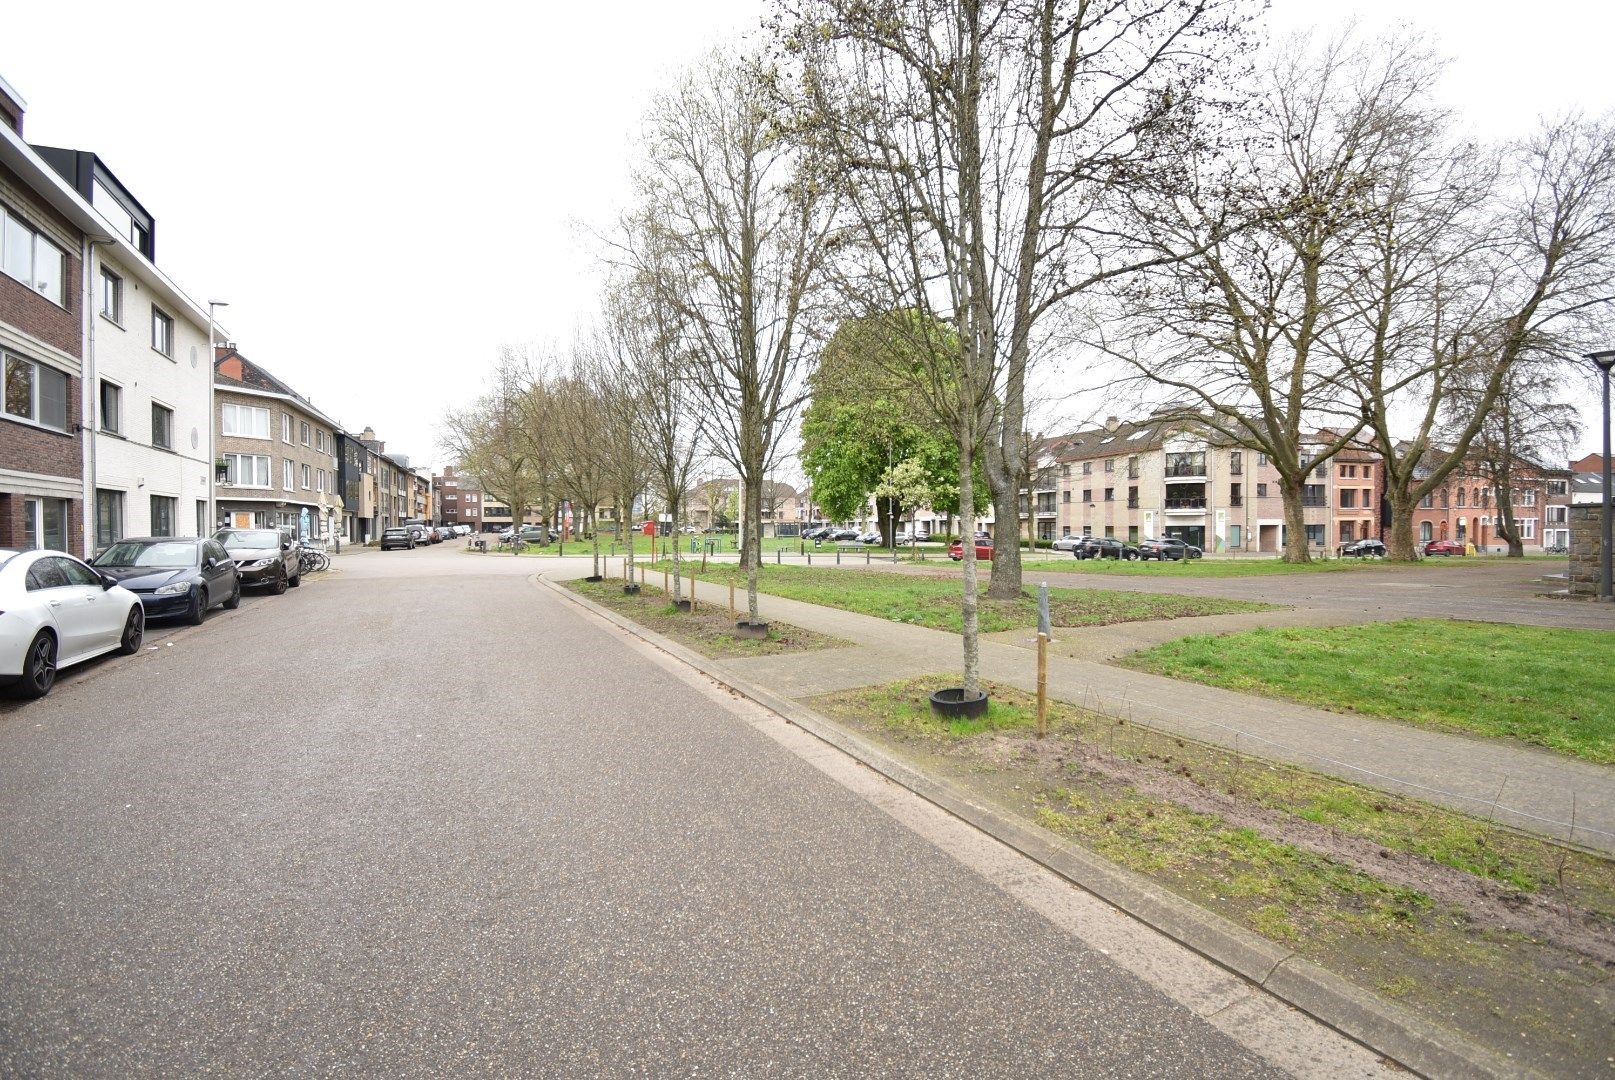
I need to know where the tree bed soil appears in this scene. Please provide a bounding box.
[809,675,1615,1075]
[561,578,846,659]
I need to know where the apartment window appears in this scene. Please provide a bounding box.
[283,458,295,491]
[1362,465,1372,479]
[1103,487,1114,502]
[282,413,292,442]
[222,453,270,487]
[1519,518,1537,540]
[95,489,124,550]
[1439,489,1449,509]
[151,306,174,357]
[1547,479,1568,496]
[1104,458,1114,473]
[1230,482,1242,506]
[99,380,122,434]
[1313,463,1326,479]
[196,500,207,537]
[1257,453,1269,466]
[300,421,311,446]
[1305,524,1325,546]
[1420,493,1434,509]
[1230,524,1241,547]
[1082,461,1092,475]
[1061,490,1070,504]
[1341,464,1356,478]
[1420,521,1433,543]
[301,464,311,490]
[221,403,271,438]
[150,495,176,537]
[1339,488,1356,509]
[1255,483,1268,497]
[1060,464,1070,478]
[1,204,67,305]
[151,402,173,449]
[1456,489,1467,507]
[1127,486,1139,508]
[1081,488,1091,503]
[1518,489,1537,507]
[316,469,326,492]
[99,267,123,323]
[1302,484,1327,507]
[1546,505,1569,524]
[3,351,69,431]
[21,497,70,551]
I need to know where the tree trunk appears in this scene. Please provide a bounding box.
[1386,494,1420,561]
[1280,475,1311,563]
[987,475,1023,600]
[745,473,762,625]
[958,431,981,696]
[668,489,683,602]
[877,498,892,547]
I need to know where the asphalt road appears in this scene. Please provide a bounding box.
[0,543,1361,1077]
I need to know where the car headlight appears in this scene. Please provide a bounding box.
[154,581,192,595]
[248,558,277,568]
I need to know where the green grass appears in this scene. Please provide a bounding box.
[645,561,1275,632]
[560,577,845,658]
[1126,619,1615,763]
[1014,556,1455,577]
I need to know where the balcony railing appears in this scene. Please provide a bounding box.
[1126,498,1140,509]
[1302,497,1328,507]
[1164,464,1207,478]
[1229,461,1243,476]
[1229,496,1243,507]
[1127,467,1139,479]
[1164,497,1207,510]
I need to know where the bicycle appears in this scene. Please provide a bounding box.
[296,543,330,575]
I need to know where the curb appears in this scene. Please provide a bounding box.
[540,574,1530,1080]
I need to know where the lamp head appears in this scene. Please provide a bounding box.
[1589,350,1615,373]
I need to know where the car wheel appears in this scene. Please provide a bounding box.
[223,581,241,609]
[11,631,56,700]
[185,588,206,626]
[289,571,301,588]
[117,605,145,655]
[272,568,288,595]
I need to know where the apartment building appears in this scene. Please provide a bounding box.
[433,465,482,531]
[214,347,342,540]
[1409,450,1573,551]
[34,146,217,546]
[0,79,91,555]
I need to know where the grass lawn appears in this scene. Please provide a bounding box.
[646,561,1275,633]
[1013,556,1458,577]
[811,675,1615,1072]
[1126,619,1615,763]
[560,577,845,658]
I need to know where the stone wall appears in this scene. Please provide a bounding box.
[1569,504,1605,597]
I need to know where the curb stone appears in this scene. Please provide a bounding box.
[539,574,1532,1080]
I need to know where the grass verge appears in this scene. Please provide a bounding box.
[1012,557,1468,576]
[646,562,1275,633]
[560,576,845,659]
[811,675,1615,1074]
[1125,619,1615,764]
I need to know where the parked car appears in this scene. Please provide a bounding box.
[380,527,416,551]
[857,530,882,544]
[1075,537,1140,560]
[517,525,547,544]
[91,537,240,625]
[215,528,300,593]
[948,539,995,561]
[1423,539,1466,557]
[0,549,145,699]
[1138,538,1203,561]
[454,524,472,537]
[434,526,455,542]
[1050,534,1089,552]
[1341,538,1387,558]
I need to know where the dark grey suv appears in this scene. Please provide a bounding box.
[214,528,300,594]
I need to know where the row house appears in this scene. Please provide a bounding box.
[1,75,215,557]
[213,347,342,541]
[1408,450,1573,552]
[432,464,483,531]
[684,478,804,536]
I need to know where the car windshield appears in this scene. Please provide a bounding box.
[93,541,198,568]
[216,529,280,551]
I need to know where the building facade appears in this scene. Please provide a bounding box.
[214,347,342,540]
[1409,453,1572,552]
[433,465,483,530]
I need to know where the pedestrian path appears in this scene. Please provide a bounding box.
[560,566,1614,852]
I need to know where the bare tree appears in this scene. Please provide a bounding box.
[587,303,653,579]
[634,49,837,629]
[439,352,544,544]
[539,353,616,578]
[785,0,1249,594]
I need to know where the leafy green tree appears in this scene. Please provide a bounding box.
[801,316,986,541]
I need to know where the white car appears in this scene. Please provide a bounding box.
[0,549,145,699]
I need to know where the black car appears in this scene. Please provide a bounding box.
[1138,538,1203,561]
[380,527,415,551]
[1074,537,1140,560]
[1341,538,1387,558]
[215,528,300,593]
[92,537,240,624]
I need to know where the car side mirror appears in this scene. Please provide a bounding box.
[99,572,117,590]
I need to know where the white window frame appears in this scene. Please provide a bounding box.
[283,458,294,492]
[221,403,272,439]
[99,379,122,435]
[222,453,271,488]
[2,349,70,432]
[151,400,174,450]
[281,413,292,442]
[1,203,67,307]
[1546,505,1569,524]
[1519,517,1538,540]
[301,464,311,490]
[151,306,174,358]
[1547,479,1568,496]
[99,266,123,324]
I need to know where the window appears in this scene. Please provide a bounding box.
[1082,461,1092,475]
[196,500,208,537]
[1256,483,1268,497]
[1061,490,1070,503]
[1362,465,1372,479]
[3,351,69,431]
[1439,489,1449,509]
[1519,518,1537,540]
[1420,521,1433,542]
[1257,453,1269,466]
[1518,489,1537,507]
[99,380,122,434]
[1305,524,1325,546]
[1340,464,1356,478]
[99,267,123,323]
[1420,493,1434,509]
[1546,505,1569,524]
[95,489,124,550]
[221,403,271,438]
[1302,484,1326,506]
[222,453,270,487]
[151,306,174,357]
[1339,488,1356,509]
[1,204,67,305]
[92,180,150,251]
[282,413,292,442]
[1230,524,1241,547]
[1081,488,1091,503]
[1456,489,1466,508]
[1104,458,1114,473]
[300,422,311,447]
[1103,487,1114,502]
[301,464,311,490]
[150,496,176,537]
[151,402,173,449]
[21,497,69,551]
[283,458,295,491]
[316,469,326,492]
[1547,479,1568,496]
[1060,464,1070,478]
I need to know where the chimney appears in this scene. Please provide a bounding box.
[1104,416,1120,433]
[214,343,236,362]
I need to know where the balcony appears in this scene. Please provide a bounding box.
[1229,460,1243,476]
[1127,467,1139,479]
[1163,497,1207,511]
[1302,497,1328,508]
[1126,498,1140,509]
[1229,495,1243,507]
[1164,464,1207,479]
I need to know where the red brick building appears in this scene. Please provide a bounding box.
[433,465,482,530]
[1408,451,1571,552]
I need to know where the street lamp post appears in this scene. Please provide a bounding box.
[1587,351,1615,601]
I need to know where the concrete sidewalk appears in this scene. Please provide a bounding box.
[565,564,1614,852]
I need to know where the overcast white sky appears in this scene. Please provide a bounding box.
[3,0,1613,471]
